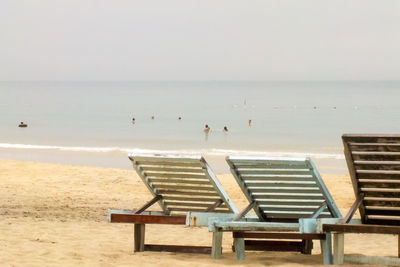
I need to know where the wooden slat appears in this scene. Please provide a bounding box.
[136,161,202,168]
[140,166,203,173]
[109,214,186,224]
[164,201,216,207]
[365,206,400,211]
[239,170,313,175]
[233,232,325,240]
[241,176,314,181]
[237,168,311,175]
[351,154,400,161]
[259,205,324,211]
[151,184,214,191]
[146,173,207,179]
[323,223,400,234]
[364,197,400,202]
[144,244,211,254]
[357,170,400,175]
[356,173,400,180]
[253,193,325,200]
[361,188,400,193]
[354,161,400,171]
[241,174,313,180]
[248,187,321,193]
[260,210,331,215]
[229,158,307,166]
[354,160,400,165]
[359,179,400,184]
[157,189,220,196]
[349,143,400,152]
[245,181,317,187]
[148,178,211,185]
[162,196,221,202]
[168,207,230,212]
[257,199,325,205]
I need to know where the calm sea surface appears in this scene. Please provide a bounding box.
[1,81,399,171]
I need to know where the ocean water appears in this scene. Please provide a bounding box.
[1,81,400,172]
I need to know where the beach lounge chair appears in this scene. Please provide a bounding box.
[199,156,341,262]
[108,154,238,254]
[323,134,400,265]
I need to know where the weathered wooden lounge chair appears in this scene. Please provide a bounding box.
[203,156,342,262]
[108,154,238,254]
[323,134,400,265]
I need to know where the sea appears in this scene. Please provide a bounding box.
[1,80,400,173]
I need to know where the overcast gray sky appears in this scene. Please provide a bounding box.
[1,0,399,81]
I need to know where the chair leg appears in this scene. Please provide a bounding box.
[333,233,344,265]
[212,231,223,259]
[398,235,400,258]
[134,223,145,252]
[301,240,313,254]
[320,233,332,265]
[234,237,245,260]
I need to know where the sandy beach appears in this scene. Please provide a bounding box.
[0,159,398,266]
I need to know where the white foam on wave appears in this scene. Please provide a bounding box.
[0,143,344,160]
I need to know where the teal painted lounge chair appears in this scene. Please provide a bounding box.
[108,154,238,254]
[205,156,341,263]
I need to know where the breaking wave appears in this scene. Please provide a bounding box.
[0,143,344,160]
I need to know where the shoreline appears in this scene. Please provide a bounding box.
[0,147,348,174]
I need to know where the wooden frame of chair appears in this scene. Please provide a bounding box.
[323,134,400,265]
[208,156,341,263]
[108,154,238,254]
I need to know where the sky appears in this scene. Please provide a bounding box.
[1,0,400,81]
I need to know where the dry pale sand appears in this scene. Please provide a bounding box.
[0,159,397,266]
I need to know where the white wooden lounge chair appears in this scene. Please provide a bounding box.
[323,134,400,266]
[108,154,238,254]
[203,156,341,263]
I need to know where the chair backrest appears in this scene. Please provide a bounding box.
[343,134,400,225]
[129,154,239,215]
[226,156,341,221]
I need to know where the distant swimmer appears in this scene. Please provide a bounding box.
[132,118,136,125]
[248,119,252,127]
[204,124,210,134]
[178,117,182,120]
[18,122,27,128]
[204,124,210,141]
[151,115,154,120]
[223,126,228,132]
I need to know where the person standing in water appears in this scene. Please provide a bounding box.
[248,119,252,126]
[132,118,136,125]
[223,126,228,132]
[204,124,210,141]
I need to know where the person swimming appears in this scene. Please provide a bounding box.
[204,124,210,141]
[18,122,27,127]
[132,118,136,124]
[223,126,228,132]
